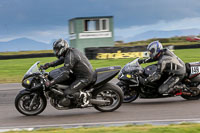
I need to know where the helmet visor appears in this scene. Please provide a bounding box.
[53,47,60,56]
[149,48,155,58]
[149,48,155,54]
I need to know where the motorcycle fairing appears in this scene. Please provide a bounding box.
[22,77,34,89]
[186,62,200,80]
[94,66,121,88]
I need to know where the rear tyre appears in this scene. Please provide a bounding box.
[92,83,123,112]
[15,92,47,116]
[181,87,200,100]
[181,94,200,100]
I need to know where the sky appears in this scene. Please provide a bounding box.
[1,0,200,43]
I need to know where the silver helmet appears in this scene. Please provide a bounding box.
[147,41,163,59]
[53,39,69,58]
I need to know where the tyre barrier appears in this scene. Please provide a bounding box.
[85,46,147,60]
[85,44,200,59]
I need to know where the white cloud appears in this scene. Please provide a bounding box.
[115,17,200,41]
[29,26,69,43]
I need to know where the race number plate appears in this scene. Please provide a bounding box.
[191,66,200,74]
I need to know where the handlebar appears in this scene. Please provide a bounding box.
[39,65,46,75]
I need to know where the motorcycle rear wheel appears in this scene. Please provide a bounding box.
[181,94,200,100]
[92,83,123,112]
[181,87,200,100]
[15,92,47,116]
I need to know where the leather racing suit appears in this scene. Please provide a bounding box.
[140,48,186,94]
[49,48,94,94]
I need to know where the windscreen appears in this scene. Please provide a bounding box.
[118,58,143,79]
[122,58,142,73]
[24,61,41,77]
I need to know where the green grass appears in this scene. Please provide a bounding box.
[0,48,200,83]
[0,57,56,83]
[4,123,200,133]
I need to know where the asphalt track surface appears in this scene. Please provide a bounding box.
[1,79,200,129]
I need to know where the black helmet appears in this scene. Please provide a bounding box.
[53,39,69,58]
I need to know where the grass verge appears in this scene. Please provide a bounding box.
[4,123,200,133]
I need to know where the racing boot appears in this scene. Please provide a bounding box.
[64,89,90,107]
[64,88,79,98]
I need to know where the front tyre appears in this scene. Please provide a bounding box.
[92,83,123,112]
[117,81,139,103]
[123,88,139,103]
[15,91,47,116]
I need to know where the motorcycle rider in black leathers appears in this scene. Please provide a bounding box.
[40,39,94,96]
[138,41,186,94]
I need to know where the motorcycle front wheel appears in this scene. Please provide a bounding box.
[123,88,139,103]
[15,91,47,116]
[92,83,123,112]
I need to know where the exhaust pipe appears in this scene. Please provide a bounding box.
[89,99,110,105]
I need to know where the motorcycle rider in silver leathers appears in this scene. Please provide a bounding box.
[40,39,94,96]
[138,41,186,94]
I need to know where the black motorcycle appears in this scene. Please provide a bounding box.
[15,61,123,116]
[117,58,200,103]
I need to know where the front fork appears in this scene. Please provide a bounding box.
[28,93,38,110]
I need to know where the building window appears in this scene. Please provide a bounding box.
[70,21,74,34]
[85,19,100,31]
[101,19,109,31]
[84,18,109,32]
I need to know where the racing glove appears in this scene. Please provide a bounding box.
[40,63,51,70]
[138,59,145,64]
